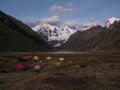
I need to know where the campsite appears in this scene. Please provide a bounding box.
[0,0,120,89]
[0,51,120,90]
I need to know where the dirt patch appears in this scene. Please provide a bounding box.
[42,75,96,86]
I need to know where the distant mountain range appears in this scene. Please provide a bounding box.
[0,10,52,52]
[60,18,120,51]
[32,24,76,47]
[32,22,100,47]
[32,17,120,51]
[0,10,120,52]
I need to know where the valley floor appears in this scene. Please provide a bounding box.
[0,52,120,90]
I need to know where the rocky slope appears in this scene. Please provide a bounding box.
[0,10,52,52]
[59,25,103,50]
[60,17,120,51]
[32,24,76,47]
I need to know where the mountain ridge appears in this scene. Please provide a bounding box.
[59,20,120,51]
[0,10,52,52]
[32,17,120,51]
[32,23,76,47]
[105,17,120,28]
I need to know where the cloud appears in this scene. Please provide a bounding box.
[64,20,84,30]
[40,16,60,24]
[49,5,72,13]
[27,16,60,27]
[67,2,74,7]
[64,20,81,27]
[64,20,99,30]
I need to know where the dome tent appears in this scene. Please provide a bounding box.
[58,57,65,61]
[46,56,52,60]
[33,56,39,61]
[13,63,28,71]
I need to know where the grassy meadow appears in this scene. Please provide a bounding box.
[0,52,120,90]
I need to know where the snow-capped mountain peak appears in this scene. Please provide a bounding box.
[82,23,99,30]
[105,17,120,28]
[32,24,76,47]
[32,23,59,32]
[32,17,120,47]
[61,25,76,34]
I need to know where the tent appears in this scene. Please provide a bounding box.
[33,61,46,70]
[33,56,39,61]
[23,56,33,60]
[56,61,61,66]
[46,56,52,60]
[13,63,28,71]
[58,57,65,61]
[40,62,46,68]
[34,64,41,70]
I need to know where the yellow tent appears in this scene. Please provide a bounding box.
[46,56,52,60]
[58,57,65,61]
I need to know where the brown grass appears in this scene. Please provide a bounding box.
[0,52,120,90]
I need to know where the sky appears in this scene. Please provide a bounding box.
[0,0,120,27]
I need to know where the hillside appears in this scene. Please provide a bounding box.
[0,10,52,52]
[60,21,120,51]
[59,25,103,50]
[91,21,120,51]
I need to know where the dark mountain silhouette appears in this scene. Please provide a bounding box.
[59,25,103,50]
[60,21,120,51]
[0,10,52,52]
[91,21,120,51]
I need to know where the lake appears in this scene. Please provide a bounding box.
[38,51,92,54]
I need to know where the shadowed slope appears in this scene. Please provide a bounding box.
[0,10,53,52]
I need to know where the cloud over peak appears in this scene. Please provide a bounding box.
[27,16,60,27]
[41,16,60,24]
[49,5,72,13]
[65,20,81,27]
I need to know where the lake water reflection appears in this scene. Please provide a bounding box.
[39,51,92,54]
